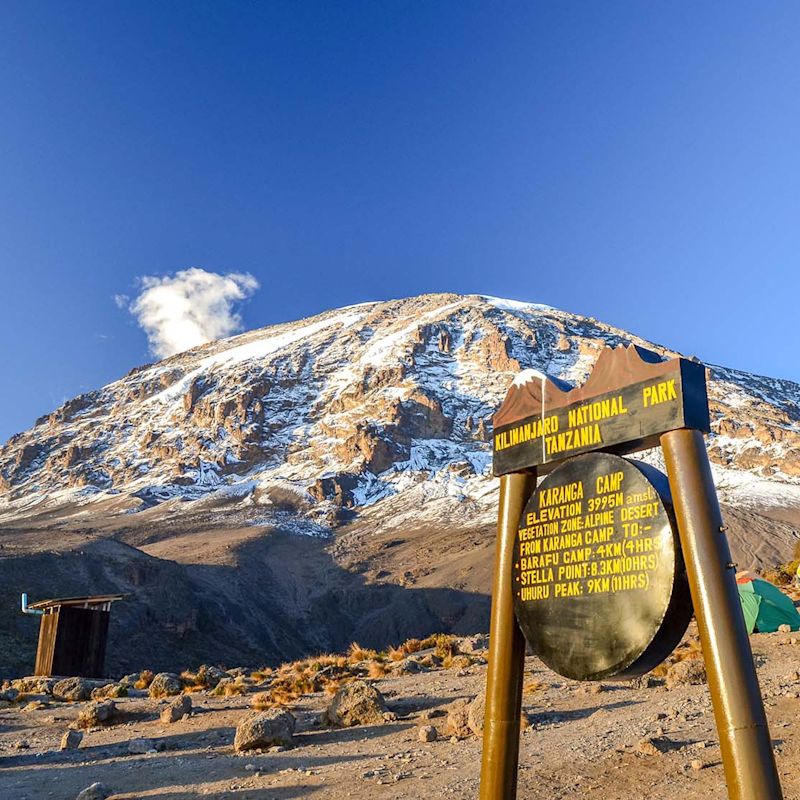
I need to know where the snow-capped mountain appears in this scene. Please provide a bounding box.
[1,293,799,675]
[2,293,799,525]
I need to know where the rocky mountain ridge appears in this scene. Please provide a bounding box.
[2,293,800,527]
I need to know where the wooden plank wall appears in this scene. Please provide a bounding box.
[34,612,59,676]
[34,608,111,677]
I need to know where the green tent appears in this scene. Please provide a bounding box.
[737,577,800,634]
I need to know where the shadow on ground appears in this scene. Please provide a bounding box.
[0,526,491,677]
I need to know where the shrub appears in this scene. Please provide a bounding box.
[251,691,272,710]
[387,646,405,662]
[348,642,377,663]
[368,661,388,679]
[134,670,154,690]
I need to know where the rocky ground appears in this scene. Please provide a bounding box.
[2,629,799,800]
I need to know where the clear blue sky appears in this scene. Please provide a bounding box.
[1,2,799,442]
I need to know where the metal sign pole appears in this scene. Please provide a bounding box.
[661,428,782,800]
[479,470,537,800]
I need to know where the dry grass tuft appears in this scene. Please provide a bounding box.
[251,691,273,710]
[523,679,546,695]
[387,646,405,662]
[368,661,388,679]
[433,634,457,659]
[347,642,377,663]
[180,669,211,693]
[134,670,154,690]
[764,543,800,587]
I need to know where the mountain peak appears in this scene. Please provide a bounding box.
[1,292,800,533]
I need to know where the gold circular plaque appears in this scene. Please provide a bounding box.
[513,452,692,680]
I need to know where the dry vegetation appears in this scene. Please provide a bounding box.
[236,634,473,709]
[763,542,800,587]
[133,670,154,690]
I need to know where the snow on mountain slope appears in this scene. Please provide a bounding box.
[2,293,800,534]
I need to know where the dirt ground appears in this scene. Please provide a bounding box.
[2,629,799,800]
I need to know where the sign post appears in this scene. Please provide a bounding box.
[480,345,782,800]
[662,429,783,799]
[480,471,536,800]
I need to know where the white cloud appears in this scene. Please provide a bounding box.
[124,268,260,359]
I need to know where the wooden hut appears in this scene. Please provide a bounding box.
[27,595,124,678]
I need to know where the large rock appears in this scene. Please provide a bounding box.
[91,683,128,700]
[324,680,388,727]
[53,677,93,702]
[11,677,55,695]
[445,698,473,738]
[418,724,437,742]
[149,672,183,698]
[458,634,489,654]
[78,700,117,728]
[76,783,110,800]
[60,729,83,750]
[467,694,485,736]
[234,708,295,752]
[665,658,707,690]
[160,694,192,723]
[119,672,142,687]
[195,664,229,688]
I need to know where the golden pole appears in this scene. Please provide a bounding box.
[661,429,782,800]
[479,470,537,800]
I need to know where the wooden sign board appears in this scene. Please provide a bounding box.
[481,343,783,800]
[492,345,710,476]
[512,452,692,680]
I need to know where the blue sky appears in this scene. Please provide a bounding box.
[1,2,799,442]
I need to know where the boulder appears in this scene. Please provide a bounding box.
[234,708,296,752]
[227,667,248,678]
[324,680,388,727]
[11,676,55,695]
[60,730,83,750]
[78,700,117,728]
[445,698,473,738]
[418,724,437,742]
[628,673,659,690]
[160,694,192,723]
[665,659,707,690]
[76,784,110,800]
[0,688,19,703]
[148,672,183,698]
[209,677,235,695]
[195,664,229,688]
[53,677,93,702]
[458,634,489,654]
[467,694,485,736]
[390,658,424,675]
[91,683,128,700]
